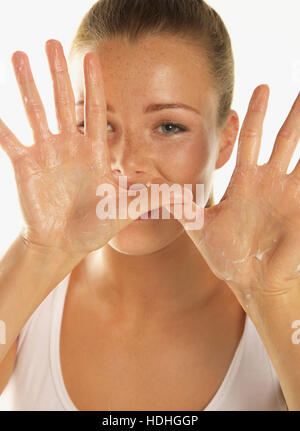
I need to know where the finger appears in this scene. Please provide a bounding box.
[12,52,51,141]
[268,91,300,173]
[236,85,270,167]
[124,179,196,221]
[45,39,77,133]
[95,179,196,238]
[84,53,110,166]
[0,118,27,162]
[168,196,206,229]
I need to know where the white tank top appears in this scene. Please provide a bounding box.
[0,273,288,411]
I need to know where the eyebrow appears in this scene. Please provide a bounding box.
[75,101,201,116]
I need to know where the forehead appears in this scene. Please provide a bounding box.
[69,34,217,122]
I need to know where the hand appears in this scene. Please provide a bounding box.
[0,40,179,258]
[171,85,300,297]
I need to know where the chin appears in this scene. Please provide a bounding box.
[108,219,184,256]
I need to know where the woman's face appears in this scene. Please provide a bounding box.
[69,34,235,255]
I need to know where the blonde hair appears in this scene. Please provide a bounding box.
[69,0,234,207]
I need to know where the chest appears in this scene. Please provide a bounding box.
[59,291,244,411]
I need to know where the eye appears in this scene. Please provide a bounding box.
[156,122,188,135]
[77,121,188,136]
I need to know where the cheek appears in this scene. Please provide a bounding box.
[155,136,214,184]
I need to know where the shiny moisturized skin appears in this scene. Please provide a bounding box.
[69,34,239,255]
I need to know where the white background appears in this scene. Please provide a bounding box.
[0,0,299,409]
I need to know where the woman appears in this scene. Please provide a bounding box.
[0,0,299,411]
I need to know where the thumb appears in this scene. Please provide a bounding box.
[110,176,196,221]
[95,176,192,222]
[168,192,214,251]
[168,196,205,230]
[0,118,27,162]
[125,177,194,220]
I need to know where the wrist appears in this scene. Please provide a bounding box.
[18,229,85,264]
[15,232,85,291]
[227,280,300,321]
[0,234,84,308]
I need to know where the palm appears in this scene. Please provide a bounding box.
[197,164,300,291]
[0,41,152,257]
[179,86,300,294]
[12,133,127,254]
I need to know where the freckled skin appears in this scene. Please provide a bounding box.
[11,36,243,410]
[69,35,239,256]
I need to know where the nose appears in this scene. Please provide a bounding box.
[110,133,151,183]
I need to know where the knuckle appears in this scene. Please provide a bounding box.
[277,128,296,143]
[239,128,261,139]
[53,66,67,76]
[26,101,43,114]
[56,95,72,106]
[86,104,103,115]
[18,74,34,86]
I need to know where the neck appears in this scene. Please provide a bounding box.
[77,231,224,323]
